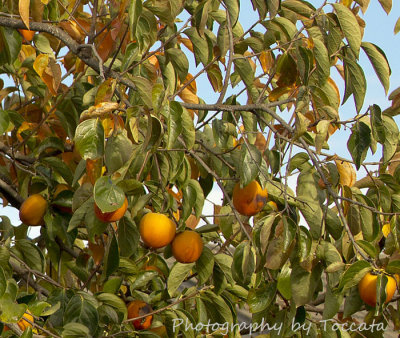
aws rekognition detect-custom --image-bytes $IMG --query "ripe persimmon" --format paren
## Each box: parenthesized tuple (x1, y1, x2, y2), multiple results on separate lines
(94, 196, 128, 222)
(127, 300, 153, 330)
(139, 212, 176, 249)
(171, 230, 203, 263)
(18, 29, 35, 43)
(358, 271, 397, 307)
(232, 180, 268, 216)
(19, 194, 47, 226)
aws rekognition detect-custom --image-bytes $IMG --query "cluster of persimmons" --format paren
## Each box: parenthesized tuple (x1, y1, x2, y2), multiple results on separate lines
(17, 173, 398, 332)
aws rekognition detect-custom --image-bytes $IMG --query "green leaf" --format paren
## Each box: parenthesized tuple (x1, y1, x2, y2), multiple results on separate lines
(356, 240, 378, 258)
(281, 0, 315, 18)
(0, 27, 22, 64)
(323, 284, 343, 320)
(232, 241, 255, 286)
(128, 0, 142, 40)
(296, 170, 324, 239)
(166, 101, 182, 150)
(291, 262, 323, 306)
(347, 121, 371, 170)
(315, 120, 331, 154)
(200, 290, 233, 323)
(343, 55, 366, 113)
(142, 114, 164, 152)
(62, 322, 90, 337)
(338, 260, 372, 291)
(277, 263, 292, 299)
(382, 115, 399, 164)
(332, 3, 362, 58)
(195, 246, 214, 285)
(104, 233, 120, 278)
(41, 157, 74, 186)
(217, 22, 229, 57)
(233, 56, 255, 89)
(0, 267, 6, 298)
(361, 42, 390, 94)
(122, 42, 139, 72)
(33, 34, 53, 56)
(267, 0, 280, 18)
(131, 76, 153, 108)
(0, 296, 26, 324)
(248, 282, 277, 313)
(313, 38, 330, 84)
(287, 152, 310, 173)
(0, 111, 9, 135)
(102, 277, 122, 294)
(370, 104, 385, 144)
(105, 132, 134, 173)
(168, 262, 194, 297)
(74, 119, 104, 160)
(386, 260, 400, 274)
(182, 179, 204, 221)
(63, 295, 99, 334)
(96, 293, 127, 320)
(356, 194, 379, 242)
(214, 254, 234, 284)
(251, 0, 267, 19)
(180, 105, 195, 150)
(223, 0, 240, 26)
(166, 48, 189, 83)
(239, 144, 262, 187)
(117, 217, 139, 257)
(13, 239, 45, 273)
(68, 198, 92, 232)
(35, 136, 65, 156)
(297, 226, 312, 263)
(184, 27, 211, 66)
(93, 176, 125, 213)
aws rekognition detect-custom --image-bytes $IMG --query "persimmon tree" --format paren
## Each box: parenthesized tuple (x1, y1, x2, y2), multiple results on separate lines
(1, 0, 400, 337)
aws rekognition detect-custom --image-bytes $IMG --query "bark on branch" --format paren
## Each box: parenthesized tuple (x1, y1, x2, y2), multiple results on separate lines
(0, 17, 136, 90)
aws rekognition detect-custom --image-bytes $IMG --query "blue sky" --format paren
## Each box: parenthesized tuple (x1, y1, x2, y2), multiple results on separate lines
(1, 1, 400, 229)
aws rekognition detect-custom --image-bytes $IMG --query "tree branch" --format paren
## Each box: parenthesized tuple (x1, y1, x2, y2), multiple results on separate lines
(0, 17, 136, 90)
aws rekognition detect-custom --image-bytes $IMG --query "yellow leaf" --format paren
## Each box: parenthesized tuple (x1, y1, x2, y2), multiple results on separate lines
(17, 121, 37, 142)
(19, 0, 30, 29)
(259, 51, 273, 73)
(178, 87, 199, 104)
(335, 160, 356, 187)
(33, 54, 61, 96)
(327, 78, 341, 105)
(382, 223, 391, 238)
(41, 0, 49, 4)
(33, 54, 49, 77)
(341, 0, 352, 7)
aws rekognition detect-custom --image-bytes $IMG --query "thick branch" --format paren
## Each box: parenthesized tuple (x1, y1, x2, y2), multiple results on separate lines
(0, 178, 24, 208)
(0, 17, 136, 90)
